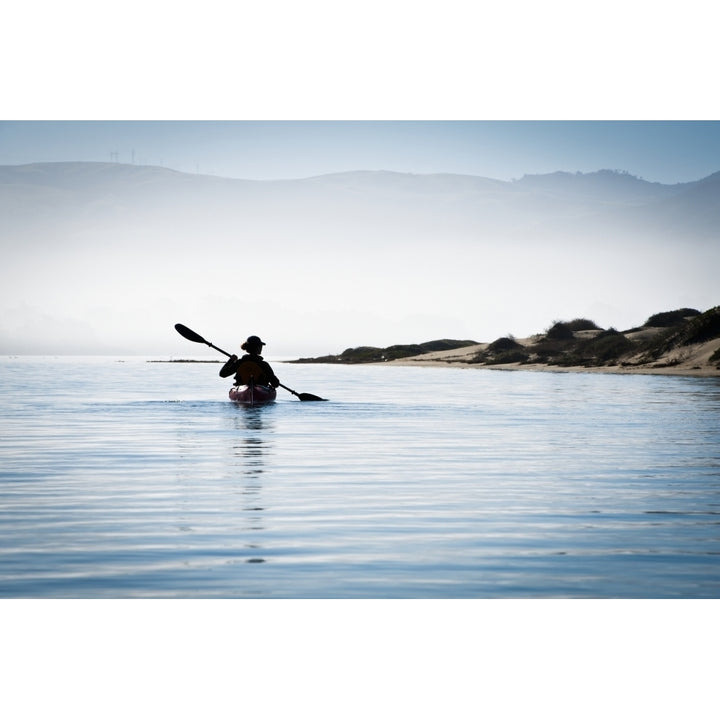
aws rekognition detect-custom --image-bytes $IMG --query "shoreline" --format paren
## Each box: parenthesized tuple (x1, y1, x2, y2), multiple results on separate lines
(383, 358, 720, 378)
(380, 338, 720, 378)
(289, 309, 720, 377)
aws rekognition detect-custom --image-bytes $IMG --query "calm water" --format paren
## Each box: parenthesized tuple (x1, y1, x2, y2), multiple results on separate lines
(1, 356, 719, 598)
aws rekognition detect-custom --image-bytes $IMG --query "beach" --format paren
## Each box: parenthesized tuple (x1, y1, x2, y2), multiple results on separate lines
(385, 330, 720, 378)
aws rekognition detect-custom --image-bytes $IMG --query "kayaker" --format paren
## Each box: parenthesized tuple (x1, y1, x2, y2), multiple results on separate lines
(219, 335, 280, 388)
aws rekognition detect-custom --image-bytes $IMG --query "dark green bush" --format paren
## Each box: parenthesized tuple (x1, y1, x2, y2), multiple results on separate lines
(644, 308, 700, 327)
(636, 307, 720, 362)
(566, 318, 600, 331)
(471, 336, 529, 365)
(678, 306, 720, 345)
(546, 321, 574, 340)
(487, 336, 521, 352)
(582, 329, 634, 363)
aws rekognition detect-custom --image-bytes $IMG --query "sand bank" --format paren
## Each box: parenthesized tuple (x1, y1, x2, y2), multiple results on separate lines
(385, 337, 720, 378)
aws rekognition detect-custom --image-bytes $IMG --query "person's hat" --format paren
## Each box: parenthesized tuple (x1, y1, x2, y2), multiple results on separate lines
(246, 335, 265, 346)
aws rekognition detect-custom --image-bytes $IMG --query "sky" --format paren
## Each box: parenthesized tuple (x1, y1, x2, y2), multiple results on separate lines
(2, 3, 720, 357)
(1, 119, 719, 358)
(2, 120, 720, 185)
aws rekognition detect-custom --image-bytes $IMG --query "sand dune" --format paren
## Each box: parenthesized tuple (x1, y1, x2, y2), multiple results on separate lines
(387, 329, 720, 377)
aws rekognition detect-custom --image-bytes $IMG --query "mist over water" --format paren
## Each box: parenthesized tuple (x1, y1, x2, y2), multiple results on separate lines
(2, 357, 719, 598)
(1, 163, 719, 356)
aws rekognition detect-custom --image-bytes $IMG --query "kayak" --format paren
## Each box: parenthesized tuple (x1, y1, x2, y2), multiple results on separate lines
(228, 384, 277, 406)
(229, 384, 277, 405)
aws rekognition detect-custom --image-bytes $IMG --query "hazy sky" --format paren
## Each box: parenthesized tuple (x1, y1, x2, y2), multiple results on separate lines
(2, 3, 719, 357)
(2, 120, 720, 184)
(1, 119, 719, 357)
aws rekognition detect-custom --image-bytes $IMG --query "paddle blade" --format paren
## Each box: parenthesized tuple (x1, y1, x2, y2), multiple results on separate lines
(297, 393, 327, 401)
(278, 383, 326, 401)
(175, 323, 207, 344)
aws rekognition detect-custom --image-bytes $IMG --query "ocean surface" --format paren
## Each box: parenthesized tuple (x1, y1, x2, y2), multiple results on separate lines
(1, 356, 719, 598)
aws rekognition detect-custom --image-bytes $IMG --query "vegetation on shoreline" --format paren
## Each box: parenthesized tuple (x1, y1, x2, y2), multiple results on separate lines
(289, 306, 720, 372)
(467, 306, 719, 370)
(289, 339, 478, 364)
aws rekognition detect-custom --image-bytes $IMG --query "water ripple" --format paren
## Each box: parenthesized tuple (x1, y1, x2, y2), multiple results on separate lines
(1, 357, 719, 597)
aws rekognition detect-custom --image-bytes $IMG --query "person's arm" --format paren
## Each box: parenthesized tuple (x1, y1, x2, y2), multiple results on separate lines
(219, 355, 239, 377)
(263, 360, 280, 387)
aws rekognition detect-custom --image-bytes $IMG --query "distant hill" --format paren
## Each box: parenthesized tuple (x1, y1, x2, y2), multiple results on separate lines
(2, 162, 719, 242)
(2, 162, 719, 356)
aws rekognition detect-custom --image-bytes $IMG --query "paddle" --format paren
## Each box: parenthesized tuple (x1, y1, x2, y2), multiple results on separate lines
(174, 323, 327, 401)
(277, 383, 327, 402)
(175, 323, 233, 358)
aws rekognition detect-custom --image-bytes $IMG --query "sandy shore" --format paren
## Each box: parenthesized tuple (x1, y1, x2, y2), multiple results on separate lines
(384, 336, 720, 378)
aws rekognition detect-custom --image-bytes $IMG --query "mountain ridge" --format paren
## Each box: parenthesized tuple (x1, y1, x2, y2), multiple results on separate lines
(3, 161, 718, 242)
(2, 161, 718, 356)
(3, 160, 716, 189)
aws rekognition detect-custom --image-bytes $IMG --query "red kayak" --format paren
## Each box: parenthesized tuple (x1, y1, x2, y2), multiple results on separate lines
(228, 384, 277, 406)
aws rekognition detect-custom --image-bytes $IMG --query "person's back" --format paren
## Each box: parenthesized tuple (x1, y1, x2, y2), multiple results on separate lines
(233, 356, 274, 386)
(219, 335, 279, 388)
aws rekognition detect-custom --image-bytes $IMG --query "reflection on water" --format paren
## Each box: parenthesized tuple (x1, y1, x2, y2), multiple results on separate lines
(1, 357, 719, 598)
(231, 406, 274, 562)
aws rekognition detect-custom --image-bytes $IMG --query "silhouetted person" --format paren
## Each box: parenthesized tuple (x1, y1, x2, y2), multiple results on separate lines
(219, 335, 280, 388)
